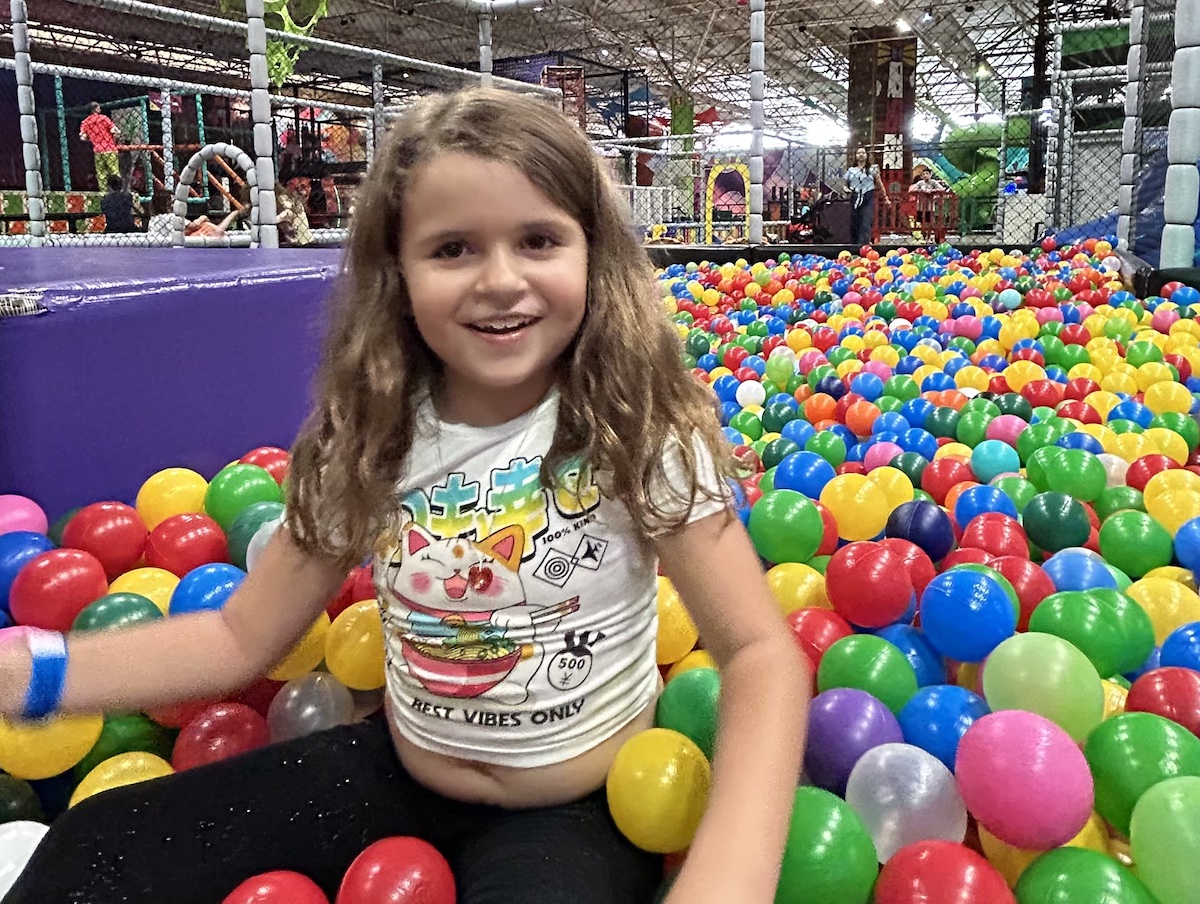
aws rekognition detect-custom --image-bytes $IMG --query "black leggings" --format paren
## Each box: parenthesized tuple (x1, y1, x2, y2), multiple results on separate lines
(3, 716, 663, 904)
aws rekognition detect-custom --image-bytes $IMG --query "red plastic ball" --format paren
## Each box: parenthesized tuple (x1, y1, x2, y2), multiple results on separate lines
(231, 675, 286, 718)
(814, 502, 838, 556)
(1011, 348, 1045, 367)
(328, 565, 377, 621)
(959, 514, 1028, 560)
(336, 837, 456, 904)
(1125, 667, 1200, 738)
(878, 537, 937, 595)
(1063, 378, 1101, 401)
(222, 871, 329, 904)
(174, 702, 271, 772)
(987, 375, 1011, 395)
(1059, 324, 1091, 347)
(921, 458, 975, 505)
(836, 461, 867, 476)
(144, 513, 230, 578)
(785, 606, 854, 668)
(1055, 400, 1101, 424)
(825, 542, 916, 627)
(989, 556, 1055, 632)
(874, 840, 1015, 904)
(938, 547, 993, 571)
(148, 697, 218, 730)
(1020, 379, 1064, 408)
(60, 501, 148, 581)
(9, 548, 109, 631)
(239, 447, 291, 487)
(1125, 454, 1181, 492)
(1161, 280, 1185, 299)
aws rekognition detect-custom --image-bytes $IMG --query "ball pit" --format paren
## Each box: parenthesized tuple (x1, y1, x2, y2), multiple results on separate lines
(6, 239, 1200, 900)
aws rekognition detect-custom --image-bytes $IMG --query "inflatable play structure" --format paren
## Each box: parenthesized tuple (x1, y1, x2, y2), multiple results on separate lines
(918, 119, 1032, 234)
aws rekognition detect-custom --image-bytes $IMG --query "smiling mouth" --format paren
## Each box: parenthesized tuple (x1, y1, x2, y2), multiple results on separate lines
(467, 316, 540, 335)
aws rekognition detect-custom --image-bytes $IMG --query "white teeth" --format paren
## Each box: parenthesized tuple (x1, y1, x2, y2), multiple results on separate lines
(470, 316, 536, 334)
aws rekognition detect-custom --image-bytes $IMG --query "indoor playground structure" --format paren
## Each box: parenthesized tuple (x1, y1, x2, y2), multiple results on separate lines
(7, 0, 1200, 903)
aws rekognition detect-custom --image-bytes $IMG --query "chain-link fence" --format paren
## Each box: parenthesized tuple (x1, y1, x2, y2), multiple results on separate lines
(1, 0, 1169, 250)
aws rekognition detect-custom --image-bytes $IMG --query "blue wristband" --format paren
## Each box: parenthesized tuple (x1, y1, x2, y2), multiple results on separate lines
(21, 630, 68, 721)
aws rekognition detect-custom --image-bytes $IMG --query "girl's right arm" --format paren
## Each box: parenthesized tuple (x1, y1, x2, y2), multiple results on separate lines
(0, 529, 347, 717)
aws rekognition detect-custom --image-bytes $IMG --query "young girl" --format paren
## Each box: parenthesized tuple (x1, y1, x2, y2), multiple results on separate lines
(845, 146, 891, 246)
(0, 88, 809, 904)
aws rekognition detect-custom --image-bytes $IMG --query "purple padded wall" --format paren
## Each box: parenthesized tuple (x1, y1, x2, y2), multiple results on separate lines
(0, 249, 342, 521)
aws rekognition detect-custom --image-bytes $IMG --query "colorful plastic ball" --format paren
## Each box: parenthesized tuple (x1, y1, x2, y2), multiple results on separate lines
(825, 542, 916, 627)
(108, 566, 179, 615)
(747, 490, 823, 564)
(874, 624, 947, 687)
(655, 667, 720, 760)
(897, 684, 990, 773)
(820, 473, 891, 541)
(203, 464, 283, 533)
(1129, 776, 1200, 904)
(773, 451, 837, 498)
(60, 502, 148, 581)
(921, 457, 975, 505)
(1042, 548, 1118, 592)
(1125, 667, 1200, 738)
(72, 591, 163, 633)
(0, 713, 103, 780)
(173, 703, 270, 772)
(786, 607, 854, 669)
(1022, 492, 1090, 552)
(775, 786, 878, 904)
(168, 563, 246, 616)
(1160, 620, 1200, 671)
(69, 751, 174, 808)
(982, 632, 1104, 742)
(953, 485, 1019, 528)
(226, 502, 286, 571)
(1126, 577, 1200, 644)
(1097, 510, 1173, 578)
(805, 687, 903, 795)
(325, 601, 387, 691)
(221, 871, 329, 904)
(956, 710, 1093, 850)
(144, 513, 230, 578)
(875, 841, 1015, 904)
(268, 613, 331, 682)
(135, 467, 208, 531)
(606, 728, 710, 853)
(885, 500, 956, 561)
(959, 514, 1027, 560)
(919, 570, 1017, 663)
(1014, 847, 1159, 904)
(970, 439, 1021, 483)
(0, 531, 55, 613)
(8, 548, 109, 631)
(817, 635, 919, 715)
(336, 837, 455, 904)
(1084, 711, 1200, 836)
(0, 496, 48, 536)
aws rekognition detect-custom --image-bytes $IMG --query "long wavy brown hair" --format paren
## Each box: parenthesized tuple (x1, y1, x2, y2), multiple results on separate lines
(286, 87, 734, 569)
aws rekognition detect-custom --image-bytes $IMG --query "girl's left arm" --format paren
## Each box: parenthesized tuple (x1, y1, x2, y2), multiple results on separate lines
(653, 510, 810, 904)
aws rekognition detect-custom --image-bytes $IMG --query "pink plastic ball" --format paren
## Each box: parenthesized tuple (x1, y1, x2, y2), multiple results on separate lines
(985, 415, 1028, 447)
(1152, 309, 1181, 333)
(956, 316, 983, 340)
(960, 286, 982, 300)
(955, 711, 1093, 850)
(1035, 308, 1064, 325)
(843, 291, 863, 306)
(0, 495, 48, 537)
(864, 442, 905, 471)
(862, 361, 894, 380)
(798, 351, 827, 376)
(938, 320, 957, 336)
(1076, 303, 1096, 321)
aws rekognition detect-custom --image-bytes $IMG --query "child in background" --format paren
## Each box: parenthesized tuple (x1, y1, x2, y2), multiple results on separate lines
(79, 101, 121, 190)
(0, 88, 809, 904)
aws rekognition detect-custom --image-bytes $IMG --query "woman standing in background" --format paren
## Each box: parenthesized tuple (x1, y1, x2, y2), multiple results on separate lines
(845, 146, 890, 246)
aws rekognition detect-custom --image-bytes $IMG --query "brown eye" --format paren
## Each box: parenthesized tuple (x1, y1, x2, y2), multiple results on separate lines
(468, 564, 493, 592)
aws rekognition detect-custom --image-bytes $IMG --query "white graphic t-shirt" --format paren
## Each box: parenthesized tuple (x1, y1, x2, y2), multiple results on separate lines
(374, 388, 727, 767)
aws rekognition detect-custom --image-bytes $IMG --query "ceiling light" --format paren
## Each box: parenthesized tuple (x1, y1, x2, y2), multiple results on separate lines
(922, 8, 933, 21)
(601, 48, 610, 56)
(896, 17, 911, 31)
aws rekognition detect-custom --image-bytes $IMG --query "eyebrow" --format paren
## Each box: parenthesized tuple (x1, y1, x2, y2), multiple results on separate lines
(413, 218, 574, 247)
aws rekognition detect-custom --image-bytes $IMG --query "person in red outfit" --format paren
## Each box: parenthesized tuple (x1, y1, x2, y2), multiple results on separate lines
(79, 101, 120, 189)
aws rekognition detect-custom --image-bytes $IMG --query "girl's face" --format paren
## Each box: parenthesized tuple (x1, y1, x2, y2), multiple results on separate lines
(398, 152, 588, 425)
(855, 148, 867, 165)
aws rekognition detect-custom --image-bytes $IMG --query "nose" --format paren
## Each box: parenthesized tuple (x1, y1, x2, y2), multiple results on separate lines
(474, 245, 527, 300)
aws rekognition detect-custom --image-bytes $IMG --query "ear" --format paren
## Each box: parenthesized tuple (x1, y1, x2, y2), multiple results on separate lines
(403, 522, 435, 557)
(476, 524, 525, 571)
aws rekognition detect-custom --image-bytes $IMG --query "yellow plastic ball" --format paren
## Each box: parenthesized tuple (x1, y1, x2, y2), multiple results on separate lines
(820, 473, 889, 541)
(606, 728, 711, 853)
(69, 752, 174, 808)
(108, 567, 179, 615)
(978, 812, 1110, 889)
(1126, 577, 1200, 644)
(657, 576, 698, 665)
(1102, 679, 1129, 719)
(1144, 381, 1194, 415)
(1143, 427, 1189, 465)
(1004, 360, 1046, 393)
(1145, 489, 1200, 536)
(935, 443, 974, 461)
(955, 365, 990, 392)
(666, 649, 718, 683)
(867, 466, 915, 510)
(325, 600, 387, 691)
(268, 613, 332, 681)
(1143, 565, 1198, 591)
(135, 468, 208, 531)
(0, 714, 104, 780)
(766, 563, 830, 615)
